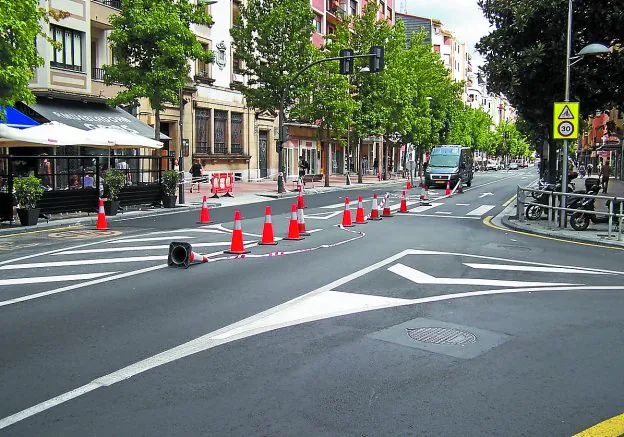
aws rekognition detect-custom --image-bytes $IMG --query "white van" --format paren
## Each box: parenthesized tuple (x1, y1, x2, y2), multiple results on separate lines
(486, 160, 499, 171)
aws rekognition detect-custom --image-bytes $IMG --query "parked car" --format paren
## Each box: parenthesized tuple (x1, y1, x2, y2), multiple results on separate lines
(486, 160, 499, 171)
(509, 162, 519, 170)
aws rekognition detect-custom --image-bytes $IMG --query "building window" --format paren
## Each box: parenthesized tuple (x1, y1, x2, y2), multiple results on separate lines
(387, 6, 392, 19)
(195, 109, 211, 154)
(231, 112, 244, 154)
(350, 0, 357, 16)
(50, 25, 84, 72)
(327, 24, 335, 34)
(232, 0, 241, 26)
(232, 52, 244, 75)
(196, 43, 212, 79)
(214, 110, 228, 154)
(314, 14, 322, 33)
(433, 44, 440, 53)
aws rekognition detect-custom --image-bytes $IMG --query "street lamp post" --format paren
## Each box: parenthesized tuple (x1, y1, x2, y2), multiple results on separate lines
(387, 131, 401, 179)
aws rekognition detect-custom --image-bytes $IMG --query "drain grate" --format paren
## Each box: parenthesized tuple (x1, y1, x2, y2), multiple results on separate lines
(406, 327, 477, 346)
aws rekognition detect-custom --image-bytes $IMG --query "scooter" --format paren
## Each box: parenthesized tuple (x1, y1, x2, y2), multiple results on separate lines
(526, 173, 581, 220)
(569, 196, 623, 231)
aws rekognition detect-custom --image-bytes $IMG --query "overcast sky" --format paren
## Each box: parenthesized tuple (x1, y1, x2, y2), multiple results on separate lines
(403, 0, 492, 70)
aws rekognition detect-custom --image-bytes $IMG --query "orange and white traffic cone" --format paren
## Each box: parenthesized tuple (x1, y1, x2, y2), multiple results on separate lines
(382, 195, 393, 218)
(284, 203, 304, 240)
(341, 197, 354, 227)
(224, 210, 250, 254)
(297, 196, 310, 236)
(420, 185, 431, 206)
(399, 190, 409, 213)
(96, 198, 108, 230)
(369, 193, 382, 221)
(198, 195, 211, 224)
(189, 250, 208, 264)
(259, 205, 278, 245)
(445, 180, 451, 196)
(406, 181, 412, 190)
(457, 180, 464, 194)
(355, 195, 367, 224)
(298, 185, 305, 209)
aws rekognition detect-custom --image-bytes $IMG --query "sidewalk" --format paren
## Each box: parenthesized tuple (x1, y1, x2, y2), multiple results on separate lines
(500, 176, 624, 247)
(0, 173, 408, 232)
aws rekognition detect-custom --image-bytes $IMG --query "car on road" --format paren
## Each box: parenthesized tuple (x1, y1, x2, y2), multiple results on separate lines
(425, 145, 474, 188)
(509, 162, 519, 170)
(486, 160, 499, 171)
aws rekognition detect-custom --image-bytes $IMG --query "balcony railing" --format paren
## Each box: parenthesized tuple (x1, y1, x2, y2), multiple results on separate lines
(93, 0, 121, 9)
(194, 69, 214, 85)
(92, 67, 105, 81)
(231, 143, 243, 154)
(213, 143, 227, 154)
(195, 142, 211, 155)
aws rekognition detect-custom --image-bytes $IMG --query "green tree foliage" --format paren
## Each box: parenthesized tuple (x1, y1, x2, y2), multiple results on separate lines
(230, 0, 317, 116)
(104, 0, 213, 140)
(477, 0, 624, 141)
(0, 0, 67, 119)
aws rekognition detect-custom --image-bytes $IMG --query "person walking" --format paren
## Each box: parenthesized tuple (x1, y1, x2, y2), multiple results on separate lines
(298, 155, 309, 187)
(587, 163, 593, 178)
(578, 163, 586, 178)
(600, 160, 611, 193)
(190, 158, 203, 193)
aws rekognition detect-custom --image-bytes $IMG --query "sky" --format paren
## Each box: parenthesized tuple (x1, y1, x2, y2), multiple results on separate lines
(403, 0, 492, 70)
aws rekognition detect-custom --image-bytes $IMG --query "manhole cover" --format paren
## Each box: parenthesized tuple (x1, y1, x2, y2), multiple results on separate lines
(48, 229, 121, 239)
(406, 327, 477, 346)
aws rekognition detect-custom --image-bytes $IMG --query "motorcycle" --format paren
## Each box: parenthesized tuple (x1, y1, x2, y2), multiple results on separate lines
(569, 196, 623, 231)
(526, 173, 582, 220)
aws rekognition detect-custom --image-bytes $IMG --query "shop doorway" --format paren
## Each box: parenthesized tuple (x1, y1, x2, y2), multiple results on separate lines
(259, 130, 268, 178)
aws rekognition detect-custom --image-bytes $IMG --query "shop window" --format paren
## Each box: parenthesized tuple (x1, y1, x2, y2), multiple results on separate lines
(214, 110, 227, 154)
(230, 112, 243, 154)
(195, 109, 211, 154)
(51, 25, 84, 72)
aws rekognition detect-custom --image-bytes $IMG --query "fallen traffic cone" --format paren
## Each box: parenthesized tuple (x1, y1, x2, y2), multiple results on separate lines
(96, 198, 108, 230)
(420, 185, 431, 206)
(369, 193, 382, 220)
(399, 190, 409, 213)
(224, 210, 250, 254)
(297, 196, 310, 236)
(198, 195, 211, 224)
(355, 195, 367, 224)
(382, 194, 393, 217)
(342, 197, 354, 227)
(168, 242, 208, 268)
(445, 180, 451, 196)
(298, 185, 305, 209)
(284, 204, 304, 240)
(258, 205, 278, 245)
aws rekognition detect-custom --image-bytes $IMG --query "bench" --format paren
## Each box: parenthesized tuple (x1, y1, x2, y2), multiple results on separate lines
(292, 174, 324, 189)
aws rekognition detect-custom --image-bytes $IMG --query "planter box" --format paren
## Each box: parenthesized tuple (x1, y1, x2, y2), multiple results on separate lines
(17, 208, 41, 226)
(162, 195, 177, 208)
(104, 200, 120, 216)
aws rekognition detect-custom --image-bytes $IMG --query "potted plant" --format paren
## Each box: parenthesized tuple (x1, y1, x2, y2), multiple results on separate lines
(161, 169, 180, 208)
(14, 175, 45, 226)
(103, 169, 125, 216)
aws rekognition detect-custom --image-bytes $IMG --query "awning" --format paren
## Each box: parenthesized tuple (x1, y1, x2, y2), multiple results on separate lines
(23, 98, 169, 140)
(0, 107, 39, 129)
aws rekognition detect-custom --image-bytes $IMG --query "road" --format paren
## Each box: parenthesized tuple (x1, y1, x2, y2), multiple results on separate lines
(1, 167, 623, 436)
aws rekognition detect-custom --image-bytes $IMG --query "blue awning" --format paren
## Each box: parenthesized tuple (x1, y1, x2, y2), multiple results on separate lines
(0, 107, 39, 129)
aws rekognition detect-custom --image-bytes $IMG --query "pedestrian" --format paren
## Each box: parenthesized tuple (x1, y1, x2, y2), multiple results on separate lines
(41, 154, 52, 187)
(298, 155, 309, 186)
(587, 163, 593, 177)
(190, 158, 203, 193)
(600, 160, 611, 193)
(578, 163, 586, 178)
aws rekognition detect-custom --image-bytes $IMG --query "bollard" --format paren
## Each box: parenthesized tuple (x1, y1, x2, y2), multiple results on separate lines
(608, 199, 613, 239)
(517, 185, 524, 222)
(618, 201, 623, 242)
(547, 193, 553, 229)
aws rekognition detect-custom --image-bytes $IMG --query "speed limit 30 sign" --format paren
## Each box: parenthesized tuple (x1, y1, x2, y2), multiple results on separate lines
(553, 102, 579, 139)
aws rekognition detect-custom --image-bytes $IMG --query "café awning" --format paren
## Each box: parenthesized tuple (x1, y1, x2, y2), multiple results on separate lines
(0, 107, 39, 129)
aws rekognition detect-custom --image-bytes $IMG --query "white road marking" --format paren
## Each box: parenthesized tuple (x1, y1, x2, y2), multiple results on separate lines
(455, 203, 470, 206)
(51, 241, 252, 256)
(389, 201, 418, 212)
(0, 256, 168, 270)
(307, 229, 323, 234)
(466, 205, 496, 216)
(464, 263, 612, 275)
(388, 263, 578, 287)
(109, 236, 196, 243)
(409, 202, 443, 213)
(479, 192, 494, 198)
(434, 211, 452, 215)
(321, 199, 370, 209)
(0, 272, 116, 286)
(400, 213, 481, 220)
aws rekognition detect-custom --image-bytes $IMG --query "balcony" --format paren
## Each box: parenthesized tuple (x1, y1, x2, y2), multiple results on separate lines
(93, 0, 121, 9)
(92, 67, 106, 81)
(194, 69, 215, 85)
(326, 0, 346, 21)
(231, 143, 244, 154)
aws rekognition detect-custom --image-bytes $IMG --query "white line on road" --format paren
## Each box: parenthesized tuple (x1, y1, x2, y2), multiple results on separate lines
(409, 202, 443, 213)
(0, 272, 116, 286)
(321, 199, 371, 209)
(0, 256, 168, 270)
(466, 205, 496, 216)
(434, 211, 453, 215)
(51, 241, 252, 256)
(464, 263, 612, 275)
(400, 213, 481, 220)
(455, 203, 470, 206)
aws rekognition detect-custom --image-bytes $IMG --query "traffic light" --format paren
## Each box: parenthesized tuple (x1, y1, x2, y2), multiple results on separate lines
(369, 46, 384, 73)
(339, 49, 354, 75)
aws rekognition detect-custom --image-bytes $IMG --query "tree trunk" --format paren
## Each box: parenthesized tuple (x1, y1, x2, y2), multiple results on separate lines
(154, 110, 161, 142)
(357, 139, 363, 184)
(383, 141, 389, 180)
(324, 125, 330, 187)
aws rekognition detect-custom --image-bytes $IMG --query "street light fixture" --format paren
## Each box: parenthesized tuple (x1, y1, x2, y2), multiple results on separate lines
(560, 0, 610, 227)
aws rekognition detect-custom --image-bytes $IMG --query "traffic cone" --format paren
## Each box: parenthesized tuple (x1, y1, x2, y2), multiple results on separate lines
(399, 190, 409, 213)
(297, 196, 310, 236)
(406, 181, 412, 190)
(457, 180, 464, 194)
(445, 180, 451, 196)
(198, 195, 211, 224)
(224, 210, 250, 254)
(341, 197, 354, 227)
(96, 199, 108, 230)
(168, 242, 208, 268)
(258, 205, 278, 245)
(382, 195, 393, 218)
(420, 185, 431, 206)
(284, 204, 304, 240)
(298, 185, 305, 209)
(355, 195, 367, 224)
(369, 193, 382, 220)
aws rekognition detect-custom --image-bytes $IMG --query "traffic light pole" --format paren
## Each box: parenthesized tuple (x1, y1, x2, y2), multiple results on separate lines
(277, 52, 380, 193)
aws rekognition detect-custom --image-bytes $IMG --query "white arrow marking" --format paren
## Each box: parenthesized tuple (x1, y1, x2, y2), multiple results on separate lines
(464, 263, 612, 275)
(388, 263, 578, 287)
(479, 192, 494, 198)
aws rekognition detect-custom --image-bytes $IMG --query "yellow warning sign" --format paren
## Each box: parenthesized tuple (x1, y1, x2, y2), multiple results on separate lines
(553, 102, 579, 139)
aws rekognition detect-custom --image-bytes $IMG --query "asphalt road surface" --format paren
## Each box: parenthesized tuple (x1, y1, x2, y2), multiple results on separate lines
(1, 167, 623, 436)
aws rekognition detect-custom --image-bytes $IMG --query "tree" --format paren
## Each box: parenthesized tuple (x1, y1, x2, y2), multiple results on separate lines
(477, 0, 624, 180)
(104, 0, 213, 141)
(230, 0, 318, 116)
(0, 1, 67, 119)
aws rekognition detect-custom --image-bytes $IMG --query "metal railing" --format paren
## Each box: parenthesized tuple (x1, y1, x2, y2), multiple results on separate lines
(92, 67, 105, 81)
(516, 185, 624, 240)
(93, 0, 121, 9)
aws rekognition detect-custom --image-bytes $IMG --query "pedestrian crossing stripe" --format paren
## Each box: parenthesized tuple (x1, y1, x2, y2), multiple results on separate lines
(558, 105, 575, 119)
